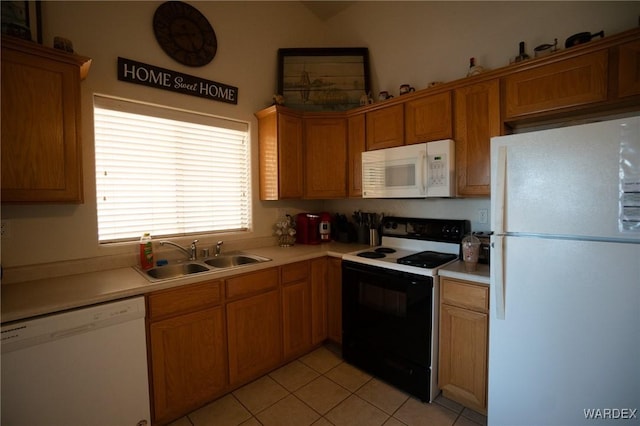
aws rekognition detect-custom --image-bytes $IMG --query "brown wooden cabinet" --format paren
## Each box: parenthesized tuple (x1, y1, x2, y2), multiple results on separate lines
(304, 116, 348, 198)
(617, 39, 640, 98)
(327, 257, 342, 344)
(310, 257, 329, 345)
(1, 36, 91, 203)
(347, 113, 366, 198)
(281, 261, 312, 359)
(148, 281, 226, 425)
(226, 268, 281, 386)
(256, 106, 303, 200)
(454, 79, 501, 197)
(404, 91, 453, 144)
(366, 103, 404, 150)
(438, 278, 489, 414)
(503, 50, 608, 120)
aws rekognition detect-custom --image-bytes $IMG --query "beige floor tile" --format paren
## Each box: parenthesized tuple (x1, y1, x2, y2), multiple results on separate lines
(270, 359, 321, 392)
(356, 378, 409, 415)
(167, 416, 193, 426)
(312, 417, 335, 426)
(453, 415, 483, 426)
(188, 394, 252, 426)
(299, 346, 343, 373)
(239, 418, 261, 426)
(325, 362, 372, 392)
(256, 394, 320, 426)
(394, 397, 458, 426)
(295, 375, 351, 414)
(232, 375, 289, 414)
(325, 394, 390, 426)
(460, 408, 487, 426)
(384, 417, 408, 426)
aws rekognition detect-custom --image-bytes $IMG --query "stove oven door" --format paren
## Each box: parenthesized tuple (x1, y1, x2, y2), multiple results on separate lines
(341, 260, 434, 401)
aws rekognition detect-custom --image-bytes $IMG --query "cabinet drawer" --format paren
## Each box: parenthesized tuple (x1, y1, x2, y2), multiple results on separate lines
(441, 279, 489, 313)
(226, 267, 279, 299)
(281, 261, 309, 284)
(148, 280, 222, 320)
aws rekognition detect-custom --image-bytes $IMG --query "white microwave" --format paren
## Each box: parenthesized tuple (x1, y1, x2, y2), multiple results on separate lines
(362, 139, 455, 198)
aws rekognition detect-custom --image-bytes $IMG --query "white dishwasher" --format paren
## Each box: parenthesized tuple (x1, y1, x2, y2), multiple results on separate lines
(1, 296, 150, 426)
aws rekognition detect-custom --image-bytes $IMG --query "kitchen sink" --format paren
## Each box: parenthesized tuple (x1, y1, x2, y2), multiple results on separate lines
(144, 262, 209, 280)
(137, 252, 271, 282)
(204, 254, 270, 269)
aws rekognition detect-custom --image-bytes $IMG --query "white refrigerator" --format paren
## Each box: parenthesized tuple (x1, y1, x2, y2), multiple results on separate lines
(488, 116, 640, 425)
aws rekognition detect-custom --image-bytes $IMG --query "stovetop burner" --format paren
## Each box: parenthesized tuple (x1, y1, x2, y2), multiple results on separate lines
(356, 247, 397, 259)
(357, 251, 386, 259)
(375, 247, 396, 254)
(397, 251, 458, 269)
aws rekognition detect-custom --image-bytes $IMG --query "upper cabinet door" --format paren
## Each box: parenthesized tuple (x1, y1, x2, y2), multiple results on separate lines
(347, 113, 365, 198)
(304, 117, 348, 199)
(366, 104, 404, 150)
(1, 37, 91, 203)
(256, 106, 304, 200)
(503, 50, 608, 120)
(454, 79, 501, 197)
(405, 91, 453, 144)
(617, 39, 640, 98)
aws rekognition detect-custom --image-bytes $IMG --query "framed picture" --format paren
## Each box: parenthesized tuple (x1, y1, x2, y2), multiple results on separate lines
(1, 1, 42, 43)
(277, 47, 370, 111)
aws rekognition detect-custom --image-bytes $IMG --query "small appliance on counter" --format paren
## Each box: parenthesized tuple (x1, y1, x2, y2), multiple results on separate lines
(296, 213, 320, 244)
(319, 212, 332, 242)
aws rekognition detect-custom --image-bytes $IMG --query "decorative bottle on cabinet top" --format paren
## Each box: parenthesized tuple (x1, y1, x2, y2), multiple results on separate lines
(467, 57, 484, 77)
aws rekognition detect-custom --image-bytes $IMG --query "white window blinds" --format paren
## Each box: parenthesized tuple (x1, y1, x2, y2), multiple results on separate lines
(94, 95, 250, 243)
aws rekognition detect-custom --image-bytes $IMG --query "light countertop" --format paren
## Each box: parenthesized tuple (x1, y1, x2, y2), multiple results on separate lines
(439, 261, 490, 285)
(1, 242, 366, 324)
(2, 243, 491, 324)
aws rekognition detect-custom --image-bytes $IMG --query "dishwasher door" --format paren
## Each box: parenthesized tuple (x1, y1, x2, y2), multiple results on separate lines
(1, 296, 150, 426)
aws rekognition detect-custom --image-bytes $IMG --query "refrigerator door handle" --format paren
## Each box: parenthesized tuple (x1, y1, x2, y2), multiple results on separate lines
(493, 146, 507, 235)
(491, 235, 506, 320)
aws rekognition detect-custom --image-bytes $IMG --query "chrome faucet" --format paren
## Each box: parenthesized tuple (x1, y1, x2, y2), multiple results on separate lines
(160, 239, 199, 261)
(215, 241, 223, 256)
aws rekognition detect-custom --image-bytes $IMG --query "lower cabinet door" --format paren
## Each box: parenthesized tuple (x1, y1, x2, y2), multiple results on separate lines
(282, 280, 312, 359)
(227, 290, 282, 385)
(438, 303, 488, 412)
(150, 306, 227, 424)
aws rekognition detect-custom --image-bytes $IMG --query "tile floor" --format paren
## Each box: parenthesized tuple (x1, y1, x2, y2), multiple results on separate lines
(168, 345, 487, 426)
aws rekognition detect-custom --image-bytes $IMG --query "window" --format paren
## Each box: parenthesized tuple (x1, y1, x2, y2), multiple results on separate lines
(94, 95, 251, 243)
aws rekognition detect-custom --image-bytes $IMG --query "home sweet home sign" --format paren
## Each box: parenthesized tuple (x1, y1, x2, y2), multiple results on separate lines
(117, 57, 238, 104)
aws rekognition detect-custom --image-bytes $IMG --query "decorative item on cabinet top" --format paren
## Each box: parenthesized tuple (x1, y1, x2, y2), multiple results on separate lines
(277, 47, 370, 112)
(1, 0, 42, 43)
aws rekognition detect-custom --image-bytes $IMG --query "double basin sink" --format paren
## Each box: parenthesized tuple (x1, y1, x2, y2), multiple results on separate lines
(140, 252, 271, 282)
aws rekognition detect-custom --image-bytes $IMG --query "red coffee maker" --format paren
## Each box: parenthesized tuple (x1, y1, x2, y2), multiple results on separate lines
(296, 213, 320, 244)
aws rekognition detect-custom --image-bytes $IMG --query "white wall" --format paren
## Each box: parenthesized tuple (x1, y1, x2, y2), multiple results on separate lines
(2, 1, 638, 269)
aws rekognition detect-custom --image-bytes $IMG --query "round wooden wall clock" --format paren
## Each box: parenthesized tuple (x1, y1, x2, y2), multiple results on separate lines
(153, 1, 217, 67)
